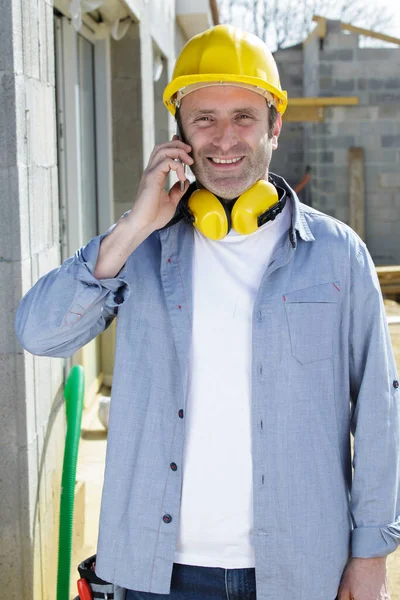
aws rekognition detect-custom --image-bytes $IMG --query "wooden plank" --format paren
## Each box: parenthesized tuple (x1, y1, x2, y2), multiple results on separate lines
(377, 266, 400, 274)
(377, 266, 400, 275)
(289, 96, 359, 106)
(376, 266, 400, 282)
(387, 316, 400, 324)
(341, 22, 400, 46)
(381, 284, 400, 294)
(312, 14, 400, 46)
(348, 147, 365, 240)
(283, 105, 324, 122)
(304, 17, 327, 46)
(283, 97, 359, 121)
(376, 266, 400, 298)
(209, 0, 220, 25)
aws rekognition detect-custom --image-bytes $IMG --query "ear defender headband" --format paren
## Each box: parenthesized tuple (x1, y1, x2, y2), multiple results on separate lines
(178, 179, 286, 241)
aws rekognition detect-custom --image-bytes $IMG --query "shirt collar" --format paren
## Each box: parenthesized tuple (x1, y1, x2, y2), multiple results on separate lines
(269, 172, 315, 244)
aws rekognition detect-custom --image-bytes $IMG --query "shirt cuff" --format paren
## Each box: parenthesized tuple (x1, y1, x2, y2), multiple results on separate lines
(352, 522, 400, 558)
(74, 231, 128, 293)
(62, 231, 131, 325)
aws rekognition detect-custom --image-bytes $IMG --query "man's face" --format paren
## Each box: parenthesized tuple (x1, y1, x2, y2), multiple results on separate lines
(179, 86, 282, 200)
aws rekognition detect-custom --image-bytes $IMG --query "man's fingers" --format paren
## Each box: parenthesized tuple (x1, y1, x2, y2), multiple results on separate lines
(147, 157, 187, 184)
(169, 179, 190, 205)
(156, 140, 192, 155)
(162, 148, 193, 165)
(148, 140, 191, 166)
(146, 150, 192, 182)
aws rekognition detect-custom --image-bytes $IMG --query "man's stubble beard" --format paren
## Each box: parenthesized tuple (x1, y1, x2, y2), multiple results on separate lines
(190, 138, 273, 201)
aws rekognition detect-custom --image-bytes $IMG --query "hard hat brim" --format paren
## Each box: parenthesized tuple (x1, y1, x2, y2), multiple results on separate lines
(163, 74, 288, 116)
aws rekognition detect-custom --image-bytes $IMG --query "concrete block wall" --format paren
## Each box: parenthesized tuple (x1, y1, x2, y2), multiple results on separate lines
(153, 47, 170, 147)
(0, 1, 65, 599)
(111, 0, 175, 219)
(303, 34, 320, 97)
(111, 24, 143, 219)
(304, 19, 400, 264)
(271, 44, 305, 192)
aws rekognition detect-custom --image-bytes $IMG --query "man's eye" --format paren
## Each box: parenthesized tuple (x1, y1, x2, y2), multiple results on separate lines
(238, 114, 251, 119)
(196, 116, 211, 122)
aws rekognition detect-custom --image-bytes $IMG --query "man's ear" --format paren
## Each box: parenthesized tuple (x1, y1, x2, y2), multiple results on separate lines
(271, 113, 282, 151)
(175, 109, 189, 146)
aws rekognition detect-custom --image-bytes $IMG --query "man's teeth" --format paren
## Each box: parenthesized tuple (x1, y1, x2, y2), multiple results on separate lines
(211, 157, 242, 164)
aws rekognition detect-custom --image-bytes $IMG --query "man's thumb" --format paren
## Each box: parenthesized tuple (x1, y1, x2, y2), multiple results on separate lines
(337, 587, 352, 600)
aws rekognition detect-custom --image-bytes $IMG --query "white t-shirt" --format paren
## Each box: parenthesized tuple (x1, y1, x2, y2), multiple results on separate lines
(174, 200, 292, 569)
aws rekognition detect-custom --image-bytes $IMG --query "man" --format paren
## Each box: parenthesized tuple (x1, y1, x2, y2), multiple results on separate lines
(15, 25, 400, 600)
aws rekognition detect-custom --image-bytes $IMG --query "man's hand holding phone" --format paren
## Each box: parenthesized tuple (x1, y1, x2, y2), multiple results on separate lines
(129, 136, 193, 234)
(93, 137, 193, 279)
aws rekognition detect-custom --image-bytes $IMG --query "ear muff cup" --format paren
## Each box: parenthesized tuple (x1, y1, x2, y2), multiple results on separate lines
(231, 180, 278, 235)
(187, 180, 279, 240)
(188, 189, 232, 240)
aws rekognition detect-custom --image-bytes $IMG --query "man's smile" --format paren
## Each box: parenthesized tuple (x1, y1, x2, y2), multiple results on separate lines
(207, 156, 245, 167)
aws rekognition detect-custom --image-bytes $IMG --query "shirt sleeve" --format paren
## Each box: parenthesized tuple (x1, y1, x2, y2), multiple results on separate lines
(349, 241, 400, 558)
(15, 226, 130, 358)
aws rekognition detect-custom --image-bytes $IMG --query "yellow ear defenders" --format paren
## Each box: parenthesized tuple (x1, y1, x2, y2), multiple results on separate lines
(184, 179, 285, 241)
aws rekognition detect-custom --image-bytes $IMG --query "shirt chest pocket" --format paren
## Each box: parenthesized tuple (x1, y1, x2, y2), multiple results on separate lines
(283, 282, 340, 365)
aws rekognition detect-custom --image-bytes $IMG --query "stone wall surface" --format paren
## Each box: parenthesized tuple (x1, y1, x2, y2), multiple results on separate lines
(274, 19, 400, 264)
(0, 0, 65, 598)
(271, 44, 305, 193)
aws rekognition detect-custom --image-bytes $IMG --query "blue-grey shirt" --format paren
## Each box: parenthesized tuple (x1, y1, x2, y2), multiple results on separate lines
(15, 176, 400, 600)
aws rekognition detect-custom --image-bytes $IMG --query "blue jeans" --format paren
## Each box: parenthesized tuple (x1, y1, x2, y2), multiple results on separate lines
(125, 563, 257, 599)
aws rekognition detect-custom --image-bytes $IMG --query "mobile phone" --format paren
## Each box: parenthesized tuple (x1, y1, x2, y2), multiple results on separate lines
(176, 122, 186, 192)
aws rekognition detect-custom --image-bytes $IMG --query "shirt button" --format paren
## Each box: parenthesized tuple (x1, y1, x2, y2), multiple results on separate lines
(114, 295, 123, 305)
(163, 514, 172, 524)
(178, 409, 184, 418)
(394, 380, 399, 389)
(257, 310, 263, 322)
(170, 462, 177, 471)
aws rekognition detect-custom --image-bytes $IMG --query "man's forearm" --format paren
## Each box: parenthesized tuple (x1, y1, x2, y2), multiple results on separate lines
(93, 215, 151, 280)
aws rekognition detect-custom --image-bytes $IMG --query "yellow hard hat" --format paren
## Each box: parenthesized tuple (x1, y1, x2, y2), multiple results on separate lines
(163, 25, 288, 116)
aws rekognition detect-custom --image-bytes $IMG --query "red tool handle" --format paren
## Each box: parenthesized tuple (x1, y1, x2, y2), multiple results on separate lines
(77, 578, 93, 600)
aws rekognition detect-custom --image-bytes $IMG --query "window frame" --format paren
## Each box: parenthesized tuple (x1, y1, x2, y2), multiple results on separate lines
(54, 11, 114, 260)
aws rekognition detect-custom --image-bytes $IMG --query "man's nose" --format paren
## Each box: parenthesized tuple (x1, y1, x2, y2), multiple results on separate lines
(212, 120, 238, 152)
